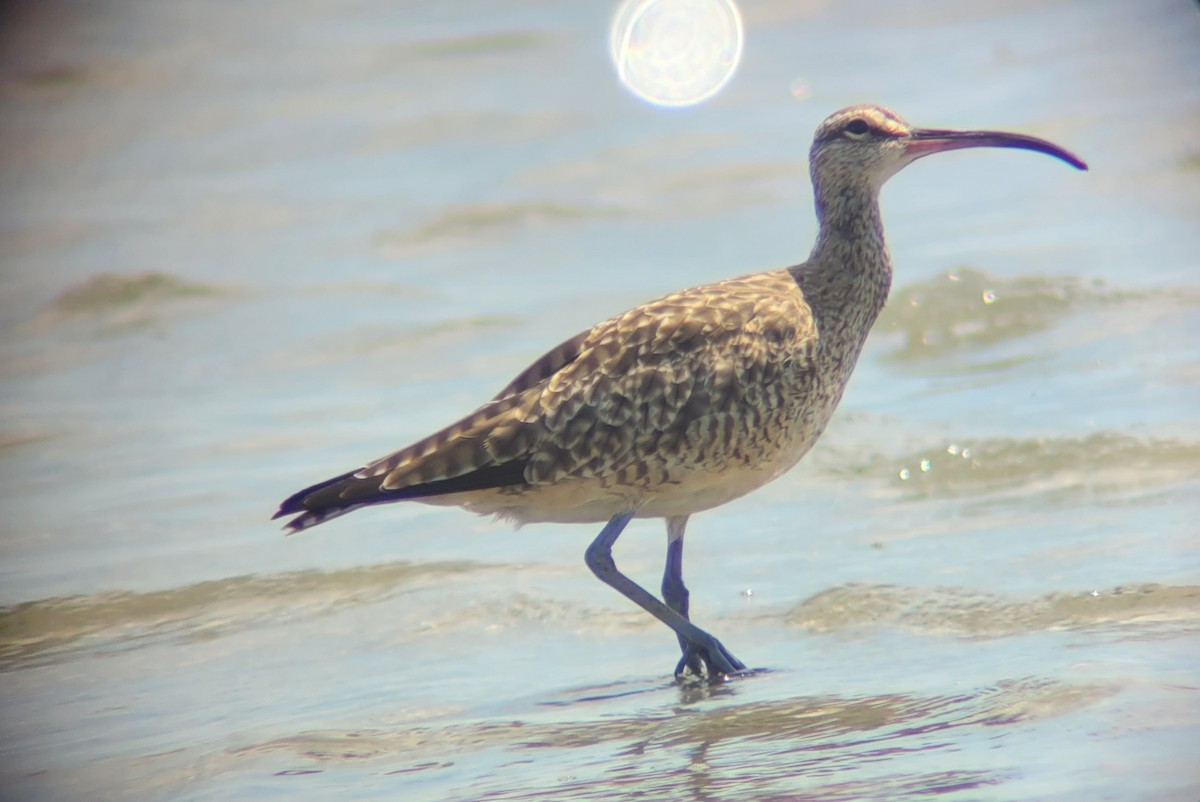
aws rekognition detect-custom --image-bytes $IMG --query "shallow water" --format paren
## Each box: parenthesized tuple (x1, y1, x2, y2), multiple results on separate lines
(1, 1, 1198, 800)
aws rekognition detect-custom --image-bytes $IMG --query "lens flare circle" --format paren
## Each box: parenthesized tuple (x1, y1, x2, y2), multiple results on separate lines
(610, 0, 744, 108)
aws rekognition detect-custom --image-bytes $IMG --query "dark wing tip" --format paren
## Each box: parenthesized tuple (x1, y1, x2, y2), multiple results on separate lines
(278, 506, 359, 535)
(271, 459, 531, 533)
(271, 468, 362, 532)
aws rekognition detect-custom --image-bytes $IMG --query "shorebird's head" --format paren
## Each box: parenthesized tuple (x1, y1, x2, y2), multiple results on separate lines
(809, 104, 1087, 197)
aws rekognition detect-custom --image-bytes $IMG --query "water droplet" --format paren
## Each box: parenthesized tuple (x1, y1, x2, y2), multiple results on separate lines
(946, 444, 959, 456)
(741, 588, 754, 598)
(961, 447, 972, 459)
(898, 468, 910, 480)
(919, 459, 931, 472)
(982, 290, 997, 304)
(947, 272, 960, 282)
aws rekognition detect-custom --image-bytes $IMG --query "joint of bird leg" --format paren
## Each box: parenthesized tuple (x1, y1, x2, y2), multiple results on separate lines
(662, 582, 689, 616)
(671, 585, 690, 604)
(583, 544, 615, 575)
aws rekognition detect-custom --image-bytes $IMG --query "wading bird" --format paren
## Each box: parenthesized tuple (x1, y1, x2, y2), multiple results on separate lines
(274, 105, 1086, 680)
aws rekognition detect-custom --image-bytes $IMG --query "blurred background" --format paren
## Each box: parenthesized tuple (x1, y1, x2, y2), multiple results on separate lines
(1, 1, 1198, 800)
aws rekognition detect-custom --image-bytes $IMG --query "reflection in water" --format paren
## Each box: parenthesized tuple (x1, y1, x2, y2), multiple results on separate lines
(234, 676, 1113, 800)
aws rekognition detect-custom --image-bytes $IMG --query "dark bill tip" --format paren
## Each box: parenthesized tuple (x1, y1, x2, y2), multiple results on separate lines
(906, 127, 1088, 171)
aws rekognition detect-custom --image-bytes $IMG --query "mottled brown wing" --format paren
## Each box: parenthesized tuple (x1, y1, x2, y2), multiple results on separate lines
(512, 270, 817, 487)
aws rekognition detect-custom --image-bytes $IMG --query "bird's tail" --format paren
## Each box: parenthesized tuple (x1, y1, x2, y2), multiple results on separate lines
(273, 459, 530, 534)
(272, 470, 371, 534)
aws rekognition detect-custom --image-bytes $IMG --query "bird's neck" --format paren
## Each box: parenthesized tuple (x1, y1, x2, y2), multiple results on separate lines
(795, 181, 894, 332)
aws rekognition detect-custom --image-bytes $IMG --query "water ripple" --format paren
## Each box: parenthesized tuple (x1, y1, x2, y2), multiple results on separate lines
(787, 582, 1200, 638)
(878, 267, 1200, 365)
(0, 560, 490, 669)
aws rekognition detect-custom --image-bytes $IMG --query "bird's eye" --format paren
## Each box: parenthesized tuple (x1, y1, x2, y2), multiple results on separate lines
(843, 118, 871, 138)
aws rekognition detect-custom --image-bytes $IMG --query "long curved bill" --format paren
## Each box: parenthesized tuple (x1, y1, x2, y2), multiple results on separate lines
(905, 128, 1088, 171)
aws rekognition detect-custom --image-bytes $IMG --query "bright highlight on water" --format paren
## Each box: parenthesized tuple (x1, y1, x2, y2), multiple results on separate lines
(610, 0, 744, 107)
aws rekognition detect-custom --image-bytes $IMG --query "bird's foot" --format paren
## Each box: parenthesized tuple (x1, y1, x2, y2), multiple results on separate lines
(674, 633, 747, 682)
(674, 648, 705, 679)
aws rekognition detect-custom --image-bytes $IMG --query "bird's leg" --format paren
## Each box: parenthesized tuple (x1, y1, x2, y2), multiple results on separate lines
(663, 516, 703, 677)
(585, 512, 745, 680)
